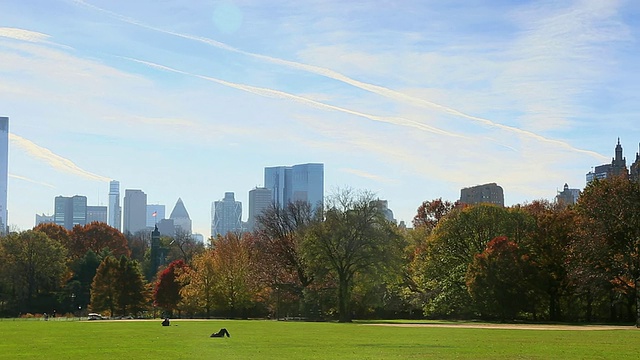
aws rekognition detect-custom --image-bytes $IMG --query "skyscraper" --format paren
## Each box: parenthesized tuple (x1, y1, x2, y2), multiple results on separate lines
(108, 180, 121, 231)
(87, 206, 108, 223)
(123, 189, 147, 234)
(212, 192, 242, 238)
(264, 163, 324, 210)
(54, 195, 87, 230)
(170, 198, 192, 234)
(460, 183, 504, 207)
(247, 187, 272, 232)
(586, 138, 629, 183)
(0, 116, 8, 235)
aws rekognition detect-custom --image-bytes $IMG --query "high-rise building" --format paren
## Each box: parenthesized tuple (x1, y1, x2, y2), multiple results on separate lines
(123, 189, 147, 234)
(54, 195, 87, 230)
(555, 183, 580, 207)
(212, 192, 243, 238)
(264, 163, 324, 210)
(170, 198, 192, 234)
(87, 206, 108, 223)
(630, 143, 640, 183)
(35, 213, 54, 226)
(0, 116, 8, 235)
(460, 183, 504, 207)
(587, 138, 629, 183)
(373, 199, 396, 223)
(108, 180, 121, 231)
(146, 204, 165, 228)
(247, 187, 272, 232)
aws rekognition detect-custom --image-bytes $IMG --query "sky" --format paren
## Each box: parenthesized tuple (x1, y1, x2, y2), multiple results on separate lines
(1, 0, 639, 237)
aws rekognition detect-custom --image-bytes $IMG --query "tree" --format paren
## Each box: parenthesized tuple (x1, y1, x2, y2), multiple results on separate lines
(304, 189, 404, 322)
(32, 223, 70, 248)
(0, 230, 67, 314)
(417, 204, 535, 317)
(413, 198, 458, 231)
(574, 176, 640, 326)
(65, 250, 102, 314)
(178, 250, 217, 317)
(90, 256, 150, 317)
(166, 229, 204, 265)
(154, 260, 188, 317)
(466, 236, 535, 320)
(210, 233, 259, 317)
(70, 222, 130, 260)
(254, 201, 317, 313)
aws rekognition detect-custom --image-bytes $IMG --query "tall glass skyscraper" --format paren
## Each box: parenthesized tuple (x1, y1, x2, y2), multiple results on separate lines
(54, 195, 87, 230)
(0, 117, 8, 235)
(211, 192, 242, 238)
(247, 187, 272, 232)
(108, 180, 121, 231)
(264, 163, 324, 211)
(123, 189, 147, 234)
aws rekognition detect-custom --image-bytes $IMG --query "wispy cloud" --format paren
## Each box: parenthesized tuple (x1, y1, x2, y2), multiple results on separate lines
(73, 0, 606, 161)
(9, 174, 56, 188)
(9, 133, 111, 182)
(124, 57, 463, 138)
(0, 27, 50, 42)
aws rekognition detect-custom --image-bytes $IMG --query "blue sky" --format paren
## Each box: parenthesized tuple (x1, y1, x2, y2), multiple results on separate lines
(1, 0, 639, 237)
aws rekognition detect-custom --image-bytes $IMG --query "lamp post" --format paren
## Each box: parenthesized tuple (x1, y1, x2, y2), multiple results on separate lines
(71, 293, 76, 318)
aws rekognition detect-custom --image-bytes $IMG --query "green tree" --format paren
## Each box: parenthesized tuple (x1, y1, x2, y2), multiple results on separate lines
(574, 176, 640, 326)
(0, 230, 67, 314)
(90, 256, 119, 317)
(178, 250, 217, 317)
(304, 189, 404, 322)
(90, 256, 149, 317)
(418, 204, 535, 317)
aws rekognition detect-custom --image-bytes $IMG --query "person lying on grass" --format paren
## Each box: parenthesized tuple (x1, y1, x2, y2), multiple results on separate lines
(210, 328, 230, 338)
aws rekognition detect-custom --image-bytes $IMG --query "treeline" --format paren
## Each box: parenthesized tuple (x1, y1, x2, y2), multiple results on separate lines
(1, 179, 639, 325)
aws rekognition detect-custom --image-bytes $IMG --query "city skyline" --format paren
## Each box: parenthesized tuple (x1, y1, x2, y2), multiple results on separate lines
(1, 1, 639, 237)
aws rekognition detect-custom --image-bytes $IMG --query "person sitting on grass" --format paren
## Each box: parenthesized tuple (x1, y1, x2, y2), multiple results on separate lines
(210, 328, 230, 338)
(161, 318, 170, 326)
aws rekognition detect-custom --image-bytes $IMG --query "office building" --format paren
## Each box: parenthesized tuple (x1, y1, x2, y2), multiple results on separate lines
(555, 183, 580, 207)
(147, 204, 165, 228)
(460, 183, 504, 207)
(586, 139, 629, 183)
(54, 195, 87, 230)
(170, 198, 192, 234)
(212, 192, 243, 237)
(0, 117, 7, 235)
(264, 163, 324, 210)
(108, 180, 121, 231)
(629, 143, 640, 183)
(123, 189, 147, 234)
(247, 187, 272, 232)
(373, 199, 396, 223)
(157, 218, 175, 237)
(87, 206, 108, 223)
(35, 213, 54, 226)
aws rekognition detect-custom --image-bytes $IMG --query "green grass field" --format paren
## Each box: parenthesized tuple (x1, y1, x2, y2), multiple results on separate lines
(0, 319, 637, 359)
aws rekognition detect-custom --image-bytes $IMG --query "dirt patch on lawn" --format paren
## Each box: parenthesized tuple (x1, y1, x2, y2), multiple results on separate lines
(364, 323, 635, 331)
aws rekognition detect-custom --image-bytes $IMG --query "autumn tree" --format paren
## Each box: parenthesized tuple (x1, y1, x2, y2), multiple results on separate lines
(466, 236, 536, 320)
(303, 188, 404, 322)
(574, 175, 640, 326)
(210, 233, 259, 317)
(166, 229, 204, 265)
(178, 250, 217, 317)
(418, 204, 535, 317)
(90, 256, 150, 317)
(33, 223, 70, 248)
(0, 230, 67, 314)
(412, 198, 458, 231)
(154, 260, 188, 317)
(70, 222, 130, 260)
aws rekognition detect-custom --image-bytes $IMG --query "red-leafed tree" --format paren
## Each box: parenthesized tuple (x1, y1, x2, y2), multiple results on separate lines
(33, 223, 70, 248)
(466, 236, 536, 321)
(412, 198, 458, 231)
(69, 222, 130, 260)
(154, 260, 188, 317)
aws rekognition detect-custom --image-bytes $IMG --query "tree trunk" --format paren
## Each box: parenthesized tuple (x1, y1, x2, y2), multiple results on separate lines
(338, 278, 351, 323)
(636, 278, 640, 328)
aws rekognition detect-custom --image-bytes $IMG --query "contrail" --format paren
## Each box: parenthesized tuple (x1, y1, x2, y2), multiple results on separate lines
(9, 174, 56, 188)
(72, 0, 606, 160)
(125, 57, 463, 138)
(9, 133, 111, 182)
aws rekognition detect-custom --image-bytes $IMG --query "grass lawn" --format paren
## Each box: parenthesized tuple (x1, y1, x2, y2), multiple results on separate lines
(0, 318, 638, 359)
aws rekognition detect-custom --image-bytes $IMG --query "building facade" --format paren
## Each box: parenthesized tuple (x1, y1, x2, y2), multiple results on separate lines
(264, 163, 324, 210)
(54, 195, 88, 230)
(0, 117, 8, 235)
(108, 180, 121, 231)
(87, 206, 108, 223)
(555, 183, 580, 207)
(211, 192, 243, 238)
(247, 187, 272, 232)
(170, 198, 192, 234)
(586, 139, 630, 183)
(123, 189, 147, 234)
(460, 183, 504, 207)
(35, 213, 54, 226)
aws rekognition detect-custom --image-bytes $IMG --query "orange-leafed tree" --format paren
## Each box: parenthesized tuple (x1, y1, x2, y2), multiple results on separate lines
(33, 223, 70, 248)
(69, 222, 130, 260)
